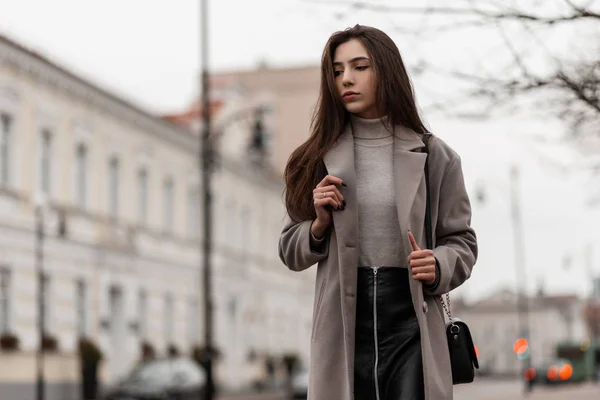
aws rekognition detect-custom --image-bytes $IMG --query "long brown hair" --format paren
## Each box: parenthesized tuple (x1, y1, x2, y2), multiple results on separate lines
(283, 25, 429, 222)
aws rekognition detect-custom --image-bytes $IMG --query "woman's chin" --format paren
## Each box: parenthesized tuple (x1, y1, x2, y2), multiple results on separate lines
(344, 103, 367, 115)
(344, 104, 380, 119)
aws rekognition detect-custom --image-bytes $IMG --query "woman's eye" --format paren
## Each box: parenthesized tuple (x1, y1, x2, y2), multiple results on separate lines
(334, 70, 343, 77)
(356, 66, 369, 71)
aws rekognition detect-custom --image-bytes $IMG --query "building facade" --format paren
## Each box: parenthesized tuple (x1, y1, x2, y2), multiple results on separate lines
(455, 289, 587, 377)
(211, 65, 321, 176)
(0, 34, 314, 397)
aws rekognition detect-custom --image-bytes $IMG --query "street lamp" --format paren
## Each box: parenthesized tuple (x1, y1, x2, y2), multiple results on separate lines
(33, 192, 48, 400)
(508, 166, 533, 393)
(200, 1, 215, 399)
(475, 165, 532, 392)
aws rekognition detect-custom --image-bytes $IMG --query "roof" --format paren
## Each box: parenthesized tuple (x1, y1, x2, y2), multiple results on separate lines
(210, 63, 321, 93)
(455, 289, 580, 314)
(0, 33, 191, 138)
(160, 100, 224, 131)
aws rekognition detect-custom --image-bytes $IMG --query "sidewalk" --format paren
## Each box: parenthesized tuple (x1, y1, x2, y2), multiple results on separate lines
(489, 383, 600, 400)
(217, 390, 287, 400)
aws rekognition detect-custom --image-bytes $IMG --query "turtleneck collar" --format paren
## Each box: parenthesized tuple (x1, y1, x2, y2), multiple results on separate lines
(350, 114, 393, 139)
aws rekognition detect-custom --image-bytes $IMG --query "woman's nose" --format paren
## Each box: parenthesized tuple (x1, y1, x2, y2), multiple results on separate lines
(342, 69, 354, 86)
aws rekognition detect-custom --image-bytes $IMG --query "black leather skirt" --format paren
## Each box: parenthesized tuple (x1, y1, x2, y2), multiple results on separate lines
(354, 267, 424, 400)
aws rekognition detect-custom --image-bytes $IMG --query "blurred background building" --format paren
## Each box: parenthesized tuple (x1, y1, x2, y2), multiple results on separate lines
(455, 288, 586, 376)
(0, 33, 314, 395)
(164, 65, 321, 176)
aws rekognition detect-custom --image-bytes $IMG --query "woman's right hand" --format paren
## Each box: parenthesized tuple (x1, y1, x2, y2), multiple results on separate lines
(311, 175, 345, 239)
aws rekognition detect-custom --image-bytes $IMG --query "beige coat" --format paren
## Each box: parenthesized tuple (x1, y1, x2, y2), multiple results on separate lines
(278, 127, 477, 400)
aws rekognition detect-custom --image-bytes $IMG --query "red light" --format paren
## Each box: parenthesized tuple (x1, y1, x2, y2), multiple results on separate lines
(513, 338, 528, 354)
(559, 364, 573, 380)
(524, 367, 536, 381)
(547, 365, 559, 380)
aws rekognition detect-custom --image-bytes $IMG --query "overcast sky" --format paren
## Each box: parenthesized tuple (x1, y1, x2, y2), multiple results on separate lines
(1, 0, 599, 301)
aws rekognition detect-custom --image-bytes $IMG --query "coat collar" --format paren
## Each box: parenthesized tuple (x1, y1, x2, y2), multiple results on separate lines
(323, 123, 426, 239)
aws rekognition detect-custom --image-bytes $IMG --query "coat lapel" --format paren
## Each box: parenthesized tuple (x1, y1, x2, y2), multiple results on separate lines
(392, 126, 426, 240)
(392, 127, 428, 317)
(323, 126, 358, 390)
(323, 126, 357, 247)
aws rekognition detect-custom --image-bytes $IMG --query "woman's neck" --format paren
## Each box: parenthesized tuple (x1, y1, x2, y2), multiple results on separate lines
(350, 114, 392, 139)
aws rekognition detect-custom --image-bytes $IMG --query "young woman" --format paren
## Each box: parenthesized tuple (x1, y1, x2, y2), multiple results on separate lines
(278, 25, 477, 400)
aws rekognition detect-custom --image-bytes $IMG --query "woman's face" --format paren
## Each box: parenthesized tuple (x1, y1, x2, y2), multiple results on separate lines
(333, 38, 379, 119)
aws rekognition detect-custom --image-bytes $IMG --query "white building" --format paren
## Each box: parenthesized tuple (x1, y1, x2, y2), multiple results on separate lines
(0, 34, 314, 396)
(455, 288, 587, 377)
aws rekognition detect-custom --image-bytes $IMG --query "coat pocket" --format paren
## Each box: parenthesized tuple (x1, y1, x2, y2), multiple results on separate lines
(311, 278, 327, 341)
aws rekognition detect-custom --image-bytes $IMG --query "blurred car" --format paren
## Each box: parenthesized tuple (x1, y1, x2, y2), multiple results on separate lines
(523, 358, 575, 386)
(103, 357, 206, 400)
(289, 368, 309, 399)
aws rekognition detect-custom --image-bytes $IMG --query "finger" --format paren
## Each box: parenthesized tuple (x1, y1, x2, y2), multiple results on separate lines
(314, 186, 344, 204)
(407, 249, 434, 262)
(314, 185, 345, 202)
(314, 197, 338, 207)
(408, 231, 420, 251)
(413, 272, 435, 282)
(317, 175, 345, 188)
(314, 197, 340, 210)
(313, 191, 343, 208)
(410, 257, 436, 268)
(410, 266, 436, 275)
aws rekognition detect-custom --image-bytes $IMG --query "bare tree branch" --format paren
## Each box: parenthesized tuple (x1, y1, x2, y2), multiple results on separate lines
(307, 0, 600, 140)
(306, 0, 600, 23)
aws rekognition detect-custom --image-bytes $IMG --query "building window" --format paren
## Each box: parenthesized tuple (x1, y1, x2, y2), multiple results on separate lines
(75, 143, 88, 208)
(0, 268, 11, 333)
(39, 129, 52, 195)
(164, 294, 174, 343)
(163, 177, 174, 232)
(41, 274, 51, 334)
(75, 279, 86, 337)
(0, 114, 12, 186)
(108, 156, 119, 216)
(138, 289, 148, 339)
(225, 199, 236, 244)
(137, 168, 148, 224)
(187, 185, 200, 238)
(187, 299, 198, 345)
(241, 207, 250, 251)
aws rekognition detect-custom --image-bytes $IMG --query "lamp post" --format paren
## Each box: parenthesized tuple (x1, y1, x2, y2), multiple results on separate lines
(476, 165, 532, 392)
(34, 193, 47, 400)
(508, 166, 533, 393)
(200, 0, 215, 399)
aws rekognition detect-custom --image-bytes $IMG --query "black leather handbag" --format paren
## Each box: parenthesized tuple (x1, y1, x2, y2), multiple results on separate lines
(423, 134, 479, 385)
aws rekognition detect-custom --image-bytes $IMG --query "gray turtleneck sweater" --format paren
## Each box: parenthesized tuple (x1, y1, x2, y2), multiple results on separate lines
(309, 116, 407, 267)
(310, 116, 440, 284)
(351, 115, 406, 268)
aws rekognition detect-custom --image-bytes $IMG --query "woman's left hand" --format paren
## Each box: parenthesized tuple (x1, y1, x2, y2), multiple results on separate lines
(407, 231, 436, 285)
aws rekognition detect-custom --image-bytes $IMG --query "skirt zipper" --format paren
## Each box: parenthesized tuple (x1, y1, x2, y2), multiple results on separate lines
(373, 266, 381, 400)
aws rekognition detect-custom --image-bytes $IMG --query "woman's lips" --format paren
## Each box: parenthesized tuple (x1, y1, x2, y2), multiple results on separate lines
(342, 93, 358, 101)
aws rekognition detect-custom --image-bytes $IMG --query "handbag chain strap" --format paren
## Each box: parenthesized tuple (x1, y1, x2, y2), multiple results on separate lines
(441, 293, 452, 320)
(423, 134, 452, 322)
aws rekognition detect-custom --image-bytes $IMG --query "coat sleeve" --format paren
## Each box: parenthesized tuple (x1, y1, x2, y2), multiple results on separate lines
(426, 156, 478, 296)
(278, 216, 330, 271)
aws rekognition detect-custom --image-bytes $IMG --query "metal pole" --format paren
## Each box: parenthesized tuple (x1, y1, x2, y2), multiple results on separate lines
(510, 165, 531, 392)
(200, 0, 215, 399)
(35, 206, 45, 400)
(584, 243, 597, 381)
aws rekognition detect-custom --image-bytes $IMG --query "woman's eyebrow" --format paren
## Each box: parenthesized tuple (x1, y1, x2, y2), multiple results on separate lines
(333, 56, 370, 66)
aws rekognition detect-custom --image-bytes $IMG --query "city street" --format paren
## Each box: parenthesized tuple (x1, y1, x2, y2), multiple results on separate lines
(217, 380, 600, 400)
(454, 379, 600, 400)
